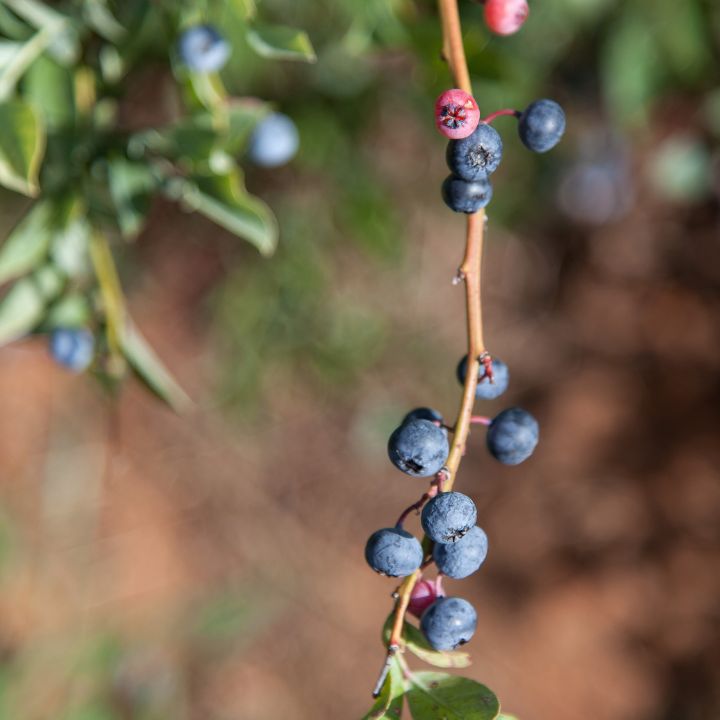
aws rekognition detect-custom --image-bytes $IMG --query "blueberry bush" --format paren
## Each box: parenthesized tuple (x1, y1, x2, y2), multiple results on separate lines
(361, 1, 563, 716)
(0, 0, 315, 408)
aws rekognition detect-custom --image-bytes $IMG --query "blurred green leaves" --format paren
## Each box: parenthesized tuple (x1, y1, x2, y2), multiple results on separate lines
(0, 100, 44, 196)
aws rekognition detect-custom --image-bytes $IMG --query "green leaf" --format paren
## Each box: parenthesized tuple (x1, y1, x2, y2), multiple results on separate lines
(120, 318, 192, 412)
(107, 157, 157, 239)
(1, 0, 78, 65)
(83, 0, 126, 42)
(406, 673, 500, 720)
(166, 170, 278, 256)
(0, 29, 53, 101)
(382, 615, 471, 669)
(362, 658, 404, 720)
(0, 266, 63, 346)
(497, 715, 519, 720)
(0, 201, 53, 285)
(51, 196, 90, 277)
(0, 99, 45, 196)
(45, 293, 91, 329)
(246, 23, 317, 63)
(24, 54, 75, 129)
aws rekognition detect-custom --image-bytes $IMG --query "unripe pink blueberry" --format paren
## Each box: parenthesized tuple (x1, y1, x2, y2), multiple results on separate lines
(408, 579, 439, 619)
(484, 0, 529, 36)
(435, 89, 480, 140)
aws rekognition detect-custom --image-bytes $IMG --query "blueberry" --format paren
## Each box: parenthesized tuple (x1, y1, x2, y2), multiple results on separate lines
(365, 527, 423, 577)
(456, 355, 509, 400)
(486, 407, 539, 465)
(420, 597, 478, 650)
(388, 419, 449, 478)
(178, 25, 231, 73)
(518, 99, 566, 153)
(248, 112, 299, 168)
(408, 579, 438, 619)
(421, 491, 477, 544)
(433, 526, 488, 579)
(441, 174, 493, 214)
(49, 328, 94, 373)
(402, 407, 443, 425)
(446, 123, 504, 180)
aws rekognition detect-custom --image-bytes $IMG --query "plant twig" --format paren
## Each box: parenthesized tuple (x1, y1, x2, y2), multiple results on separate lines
(372, 0, 490, 697)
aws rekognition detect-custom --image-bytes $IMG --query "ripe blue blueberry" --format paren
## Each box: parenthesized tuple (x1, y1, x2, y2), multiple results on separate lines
(433, 525, 488, 579)
(403, 407, 443, 426)
(248, 112, 299, 168)
(49, 328, 95, 373)
(518, 99, 566, 153)
(420, 597, 478, 650)
(388, 419, 449, 478)
(486, 407, 539, 465)
(421, 491, 477, 544)
(441, 174, 493, 214)
(456, 354, 509, 400)
(365, 527, 423, 577)
(178, 25, 231, 73)
(446, 122, 504, 180)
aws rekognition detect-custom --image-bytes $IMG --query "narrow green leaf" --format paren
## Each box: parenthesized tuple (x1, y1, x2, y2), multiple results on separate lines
(120, 318, 192, 412)
(0, 41, 23, 65)
(51, 196, 91, 277)
(407, 673, 500, 720)
(83, 0, 126, 42)
(0, 99, 45, 196)
(107, 157, 157, 238)
(0, 29, 52, 101)
(362, 658, 404, 720)
(167, 170, 278, 256)
(0, 266, 63, 346)
(246, 23, 317, 63)
(44, 293, 91, 329)
(0, 201, 53, 285)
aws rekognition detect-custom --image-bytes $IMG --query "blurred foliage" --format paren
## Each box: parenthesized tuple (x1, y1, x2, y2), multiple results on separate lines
(0, 0, 316, 408)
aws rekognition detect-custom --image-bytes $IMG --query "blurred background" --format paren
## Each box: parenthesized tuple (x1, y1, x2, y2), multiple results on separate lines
(1, 0, 720, 718)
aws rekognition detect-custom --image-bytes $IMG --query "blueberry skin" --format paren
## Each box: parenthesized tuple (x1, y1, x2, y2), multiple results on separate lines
(446, 123, 504, 180)
(456, 355, 510, 400)
(403, 407, 443, 425)
(388, 419, 449, 478)
(49, 328, 94, 373)
(178, 25, 231, 73)
(487, 407, 539, 465)
(433, 526, 488, 579)
(365, 527, 424, 577)
(441, 174, 493, 214)
(518, 99, 566, 153)
(248, 113, 300, 168)
(421, 597, 478, 650)
(421, 491, 477, 544)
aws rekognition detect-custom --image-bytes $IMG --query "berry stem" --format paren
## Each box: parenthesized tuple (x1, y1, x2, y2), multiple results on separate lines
(395, 482, 440, 528)
(373, 1, 488, 696)
(438, 0, 472, 94)
(482, 108, 521, 124)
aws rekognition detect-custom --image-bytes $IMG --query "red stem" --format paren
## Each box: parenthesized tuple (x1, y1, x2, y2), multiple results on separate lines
(482, 108, 520, 124)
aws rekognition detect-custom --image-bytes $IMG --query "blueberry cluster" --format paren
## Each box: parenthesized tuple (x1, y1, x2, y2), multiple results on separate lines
(365, 353, 540, 651)
(438, 98, 566, 213)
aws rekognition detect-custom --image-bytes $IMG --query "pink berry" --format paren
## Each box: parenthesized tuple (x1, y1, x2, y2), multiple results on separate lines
(408, 579, 439, 619)
(484, 0, 529, 36)
(435, 89, 480, 140)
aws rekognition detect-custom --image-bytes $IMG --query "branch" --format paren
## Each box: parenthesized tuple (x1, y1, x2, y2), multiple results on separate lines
(372, 0, 490, 697)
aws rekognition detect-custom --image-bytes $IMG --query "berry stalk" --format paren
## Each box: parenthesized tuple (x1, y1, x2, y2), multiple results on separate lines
(374, 0, 488, 694)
